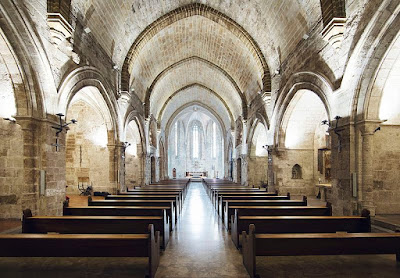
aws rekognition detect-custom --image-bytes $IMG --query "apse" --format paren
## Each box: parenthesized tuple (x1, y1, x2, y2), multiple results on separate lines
(168, 105, 224, 179)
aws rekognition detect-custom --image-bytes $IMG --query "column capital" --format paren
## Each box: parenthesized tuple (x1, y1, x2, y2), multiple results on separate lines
(357, 120, 383, 136)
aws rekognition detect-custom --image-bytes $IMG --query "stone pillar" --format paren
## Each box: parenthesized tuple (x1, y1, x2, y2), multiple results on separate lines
(107, 130, 119, 194)
(17, 115, 67, 216)
(267, 145, 276, 193)
(144, 154, 151, 185)
(156, 156, 160, 182)
(241, 155, 249, 186)
(359, 122, 379, 216)
(118, 142, 126, 193)
(17, 117, 40, 215)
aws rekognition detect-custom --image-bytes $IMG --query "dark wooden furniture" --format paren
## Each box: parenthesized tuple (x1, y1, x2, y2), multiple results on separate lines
(231, 209, 370, 248)
(23, 209, 170, 249)
(63, 203, 175, 231)
(106, 195, 181, 214)
(118, 190, 184, 202)
(88, 197, 178, 226)
(223, 197, 308, 228)
(0, 224, 160, 278)
(242, 224, 400, 278)
(218, 193, 290, 215)
(212, 191, 278, 207)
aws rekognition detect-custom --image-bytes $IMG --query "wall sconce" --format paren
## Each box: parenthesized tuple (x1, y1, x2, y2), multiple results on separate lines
(122, 141, 131, 159)
(3, 117, 16, 123)
(322, 115, 342, 152)
(51, 113, 77, 151)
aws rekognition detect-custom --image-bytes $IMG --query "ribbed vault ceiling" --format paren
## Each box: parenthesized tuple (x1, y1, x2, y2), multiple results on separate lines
(149, 58, 242, 120)
(159, 85, 232, 131)
(70, 0, 323, 128)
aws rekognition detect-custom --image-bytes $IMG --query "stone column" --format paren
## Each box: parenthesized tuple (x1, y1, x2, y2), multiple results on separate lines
(267, 145, 276, 193)
(118, 142, 126, 193)
(17, 115, 67, 216)
(17, 117, 40, 215)
(107, 130, 119, 194)
(359, 122, 379, 216)
(156, 156, 160, 182)
(241, 155, 249, 186)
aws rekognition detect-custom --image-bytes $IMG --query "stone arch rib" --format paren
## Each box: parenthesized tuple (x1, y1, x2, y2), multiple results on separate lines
(146, 56, 245, 119)
(121, 3, 271, 94)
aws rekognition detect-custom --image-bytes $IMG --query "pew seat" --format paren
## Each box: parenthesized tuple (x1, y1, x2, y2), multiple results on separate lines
(231, 209, 370, 248)
(0, 224, 160, 278)
(242, 224, 400, 278)
(223, 197, 308, 228)
(23, 209, 170, 249)
(87, 198, 178, 227)
(63, 204, 175, 231)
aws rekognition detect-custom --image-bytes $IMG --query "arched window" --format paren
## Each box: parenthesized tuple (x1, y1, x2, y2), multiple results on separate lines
(174, 122, 178, 156)
(193, 124, 199, 158)
(212, 122, 217, 158)
(292, 164, 302, 179)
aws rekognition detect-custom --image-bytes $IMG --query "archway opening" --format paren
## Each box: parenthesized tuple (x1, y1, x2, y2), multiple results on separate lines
(167, 105, 224, 178)
(279, 89, 329, 196)
(65, 86, 114, 194)
(125, 119, 143, 189)
(248, 122, 268, 187)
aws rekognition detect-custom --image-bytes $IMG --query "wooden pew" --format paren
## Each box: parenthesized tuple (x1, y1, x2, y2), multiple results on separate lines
(106, 195, 182, 215)
(208, 187, 261, 199)
(0, 224, 160, 278)
(23, 209, 170, 249)
(231, 209, 370, 249)
(218, 193, 290, 215)
(212, 191, 277, 206)
(132, 185, 188, 198)
(223, 197, 308, 228)
(118, 190, 184, 202)
(242, 224, 400, 278)
(88, 197, 178, 225)
(64, 202, 176, 231)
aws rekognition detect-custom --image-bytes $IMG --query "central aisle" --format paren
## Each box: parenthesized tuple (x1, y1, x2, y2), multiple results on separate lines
(156, 181, 249, 278)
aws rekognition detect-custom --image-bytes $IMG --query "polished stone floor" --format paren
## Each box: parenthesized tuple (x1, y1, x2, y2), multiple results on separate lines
(1, 182, 400, 277)
(155, 182, 249, 278)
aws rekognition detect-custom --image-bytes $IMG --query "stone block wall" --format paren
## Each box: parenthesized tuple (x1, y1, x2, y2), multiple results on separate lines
(0, 119, 24, 219)
(125, 153, 143, 188)
(247, 157, 268, 188)
(274, 149, 316, 196)
(373, 126, 400, 214)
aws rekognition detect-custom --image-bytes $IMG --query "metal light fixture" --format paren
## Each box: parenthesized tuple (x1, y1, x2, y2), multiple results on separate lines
(322, 116, 342, 152)
(51, 113, 77, 151)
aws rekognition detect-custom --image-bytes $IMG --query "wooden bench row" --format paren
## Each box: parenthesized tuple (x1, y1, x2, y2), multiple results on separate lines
(231, 207, 366, 249)
(0, 224, 160, 278)
(242, 223, 400, 278)
(223, 196, 308, 228)
(23, 208, 170, 249)
(87, 197, 177, 230)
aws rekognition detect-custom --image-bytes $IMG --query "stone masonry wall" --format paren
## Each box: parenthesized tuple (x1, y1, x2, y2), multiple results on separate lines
(373, 125, 400, 214)
(247, 156, 268, 188)
(274, 149, 315, 196)
(0, 119, 24, 218)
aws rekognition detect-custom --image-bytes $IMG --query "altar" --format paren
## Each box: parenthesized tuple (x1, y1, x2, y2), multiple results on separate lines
(186, 171, 208, 178)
